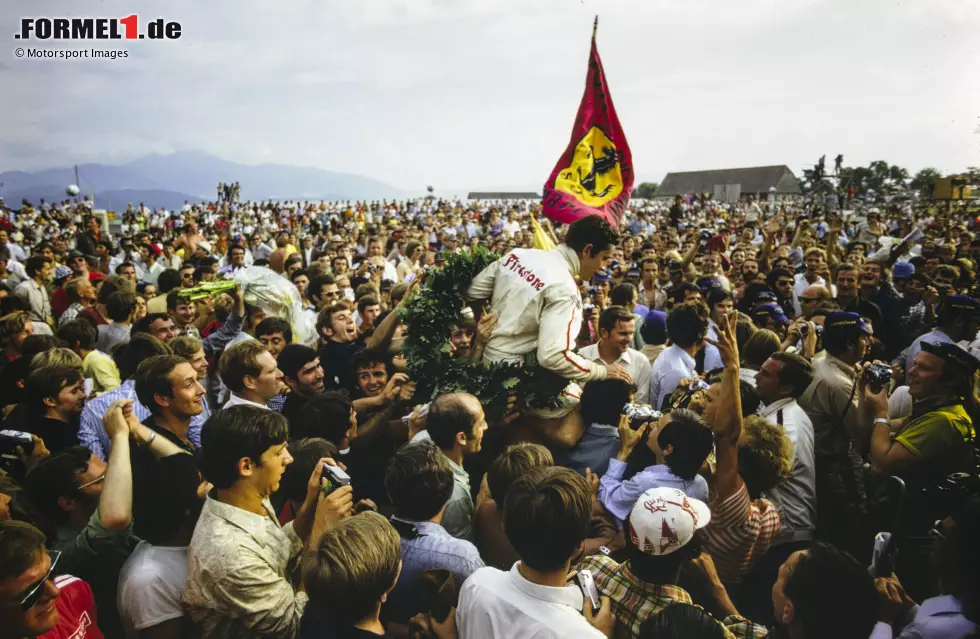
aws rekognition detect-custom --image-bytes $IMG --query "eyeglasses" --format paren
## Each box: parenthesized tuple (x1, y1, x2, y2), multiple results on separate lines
(77, 473, 105, 490)
(18, 550, 61, 611)
(929, 519, 946, 541)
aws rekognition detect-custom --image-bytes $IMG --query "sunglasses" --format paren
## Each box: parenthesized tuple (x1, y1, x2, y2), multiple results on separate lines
(799, 297, 820, 303)
(929, 519, 946, 541)
(18, 550, 61, 611)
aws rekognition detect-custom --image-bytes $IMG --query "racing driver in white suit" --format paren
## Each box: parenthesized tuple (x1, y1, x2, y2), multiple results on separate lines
(466, 215, 633, 429)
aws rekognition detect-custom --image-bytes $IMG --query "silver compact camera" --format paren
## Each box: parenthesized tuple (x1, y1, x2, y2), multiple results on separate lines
(623, 404, 662, 430)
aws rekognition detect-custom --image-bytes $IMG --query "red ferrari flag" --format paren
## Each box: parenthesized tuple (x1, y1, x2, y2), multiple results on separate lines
(541, 18, 634, 229)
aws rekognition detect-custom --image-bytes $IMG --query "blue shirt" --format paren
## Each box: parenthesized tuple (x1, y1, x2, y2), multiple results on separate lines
(386, 518, 484, 620)
(78, 379, 209, 461)
(551, 423, 620, 477)
(599, 459, 709, 527)
(870, 595, 976, 639)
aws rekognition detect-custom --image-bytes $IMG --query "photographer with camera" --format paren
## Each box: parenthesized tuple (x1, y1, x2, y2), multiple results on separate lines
(598, 408, 713, 526)
(185, 405, 353, 638)
(797, 311, 874, 554)
(866, 342, 978, 533)
(649, 302, 710, 411)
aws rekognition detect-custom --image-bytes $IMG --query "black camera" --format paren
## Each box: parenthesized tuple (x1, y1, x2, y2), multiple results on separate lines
(622, 404, 662, 430)
(0, 430, 34, 456)
(863, 363, 893, 392)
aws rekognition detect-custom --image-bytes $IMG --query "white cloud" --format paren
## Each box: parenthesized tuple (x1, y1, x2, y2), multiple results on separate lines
(1, 0, 977, 191)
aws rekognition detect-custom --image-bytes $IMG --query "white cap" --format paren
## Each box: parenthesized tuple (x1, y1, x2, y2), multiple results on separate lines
(627, 487, 711, 556)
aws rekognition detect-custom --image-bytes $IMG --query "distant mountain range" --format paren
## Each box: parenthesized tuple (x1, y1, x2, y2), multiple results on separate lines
(0, 151, 411, 210)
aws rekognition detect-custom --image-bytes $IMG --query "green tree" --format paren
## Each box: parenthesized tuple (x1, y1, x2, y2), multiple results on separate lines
(909, 168, 942, 197)
(634, 182, 659, 198)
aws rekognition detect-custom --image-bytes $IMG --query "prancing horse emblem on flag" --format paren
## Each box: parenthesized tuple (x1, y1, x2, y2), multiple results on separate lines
(553, 125, 624, 207)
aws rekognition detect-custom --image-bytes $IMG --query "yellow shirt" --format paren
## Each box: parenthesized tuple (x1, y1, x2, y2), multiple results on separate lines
(84, 350, 122, 395)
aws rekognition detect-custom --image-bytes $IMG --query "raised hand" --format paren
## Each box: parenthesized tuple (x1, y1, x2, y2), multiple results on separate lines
(704, 311, 739, 368)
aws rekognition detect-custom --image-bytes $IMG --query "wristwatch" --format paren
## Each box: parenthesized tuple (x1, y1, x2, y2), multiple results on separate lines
(873, 417, 891, 427)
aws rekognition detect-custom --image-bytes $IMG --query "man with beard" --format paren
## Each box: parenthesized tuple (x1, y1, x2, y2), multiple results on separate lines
(766, 268, 797, 319)
(22, 366, 87, 453)
(834, 263, 884, 339)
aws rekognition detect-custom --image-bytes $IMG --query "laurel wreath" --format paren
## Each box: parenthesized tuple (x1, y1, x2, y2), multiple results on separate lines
(399, 247, 568, 421)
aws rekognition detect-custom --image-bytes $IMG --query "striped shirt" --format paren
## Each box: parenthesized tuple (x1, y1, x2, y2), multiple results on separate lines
(578, 555, 769, 639)
(702, 482, 780, 585)
(77, 379, 209, 461)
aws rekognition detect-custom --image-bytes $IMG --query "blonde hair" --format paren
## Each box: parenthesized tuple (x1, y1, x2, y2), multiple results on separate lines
(31, 347, 83, 372)
(170, 335, 203, 360)
(739, 414, 793, 498)
(0, 312, 28, 346)
(302, 512, 401, 625)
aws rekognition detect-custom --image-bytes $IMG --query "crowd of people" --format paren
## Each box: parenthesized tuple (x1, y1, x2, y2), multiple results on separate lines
(0, 190, 978, 639)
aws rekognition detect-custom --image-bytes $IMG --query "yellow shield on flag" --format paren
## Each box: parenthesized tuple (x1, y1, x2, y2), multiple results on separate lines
(553, 125, 624, 207)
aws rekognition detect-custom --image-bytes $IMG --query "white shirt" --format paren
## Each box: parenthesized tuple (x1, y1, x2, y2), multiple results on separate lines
(117, 541, 188, 637)
(223, 393, 270, 410)
(791, 273, 834, 318)
(649, 344, 696, 410)
(466, 245, 606, 385)
(760, 398, 816, 544)
(578, 343, 652, 405)
(457, 563, 605, 639)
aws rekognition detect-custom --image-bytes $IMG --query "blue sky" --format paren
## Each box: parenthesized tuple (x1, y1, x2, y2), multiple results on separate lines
(2, 0, 978, 191)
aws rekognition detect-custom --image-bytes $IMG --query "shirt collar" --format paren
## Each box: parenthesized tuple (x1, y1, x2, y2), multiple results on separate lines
(509, 563, 584, 611)
(670, 344, 696, 368)
(443, 452, 470, 489)
(555, 245, 580, 278)
(226, 394, 270, 410)
(203, 494, 279, 535)
(760, 397, 795, 417)
(825, 353, 858, 380)
(918, 594, 965, 617)
(910, 395, 965, 419)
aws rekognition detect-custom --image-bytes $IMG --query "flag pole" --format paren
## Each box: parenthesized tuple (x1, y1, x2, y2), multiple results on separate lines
(593, 15, 598, 39)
